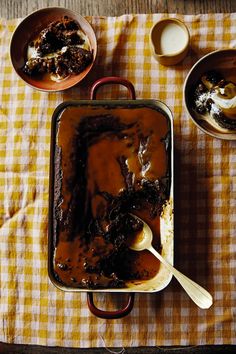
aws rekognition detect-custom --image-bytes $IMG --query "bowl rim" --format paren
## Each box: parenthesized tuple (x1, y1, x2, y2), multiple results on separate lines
(10, 6, 97, 92)
(183, 48, 236, 140)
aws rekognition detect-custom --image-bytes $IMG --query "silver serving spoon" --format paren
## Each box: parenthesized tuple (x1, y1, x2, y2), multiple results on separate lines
(129, 215, 213, 309)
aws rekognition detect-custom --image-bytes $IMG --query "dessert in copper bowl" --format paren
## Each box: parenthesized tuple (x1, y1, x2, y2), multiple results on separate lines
(184, 49, 236, 139)
(10, 7, 97, 91)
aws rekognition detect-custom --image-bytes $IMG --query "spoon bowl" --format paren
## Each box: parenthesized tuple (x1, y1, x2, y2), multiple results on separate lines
(130, 214, 213, 309)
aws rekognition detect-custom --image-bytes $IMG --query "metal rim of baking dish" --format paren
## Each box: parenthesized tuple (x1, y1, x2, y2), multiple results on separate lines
(48, 77, 174, 319)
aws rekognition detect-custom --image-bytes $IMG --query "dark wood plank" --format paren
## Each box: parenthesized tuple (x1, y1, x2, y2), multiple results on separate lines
(0, 343, 236, 354)
(0, 0, 235, 19)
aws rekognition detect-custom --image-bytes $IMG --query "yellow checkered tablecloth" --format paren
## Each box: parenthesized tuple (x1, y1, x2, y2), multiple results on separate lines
(0, 13, 236, 347)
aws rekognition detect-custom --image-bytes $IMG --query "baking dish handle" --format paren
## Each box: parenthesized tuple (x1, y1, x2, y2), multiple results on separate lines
(87, 76, 135, 319)
(90, 76, 136, 100)
(87, 292, 135, 319)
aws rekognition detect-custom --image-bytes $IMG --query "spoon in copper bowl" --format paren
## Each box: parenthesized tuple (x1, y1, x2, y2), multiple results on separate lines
(129, 215, 213, 309)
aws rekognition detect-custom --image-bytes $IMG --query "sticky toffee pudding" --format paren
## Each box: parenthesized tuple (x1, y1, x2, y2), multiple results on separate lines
(52, 105, 171, 289)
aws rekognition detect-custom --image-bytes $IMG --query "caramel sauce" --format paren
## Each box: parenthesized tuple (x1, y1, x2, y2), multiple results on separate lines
(53, 105, 170, 288)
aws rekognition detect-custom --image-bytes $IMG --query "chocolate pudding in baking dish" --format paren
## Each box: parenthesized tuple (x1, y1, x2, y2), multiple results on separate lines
(52, 104, 171, 289)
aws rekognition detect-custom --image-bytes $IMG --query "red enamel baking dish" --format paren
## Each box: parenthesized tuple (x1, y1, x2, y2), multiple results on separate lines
(48, 77, 174, 319)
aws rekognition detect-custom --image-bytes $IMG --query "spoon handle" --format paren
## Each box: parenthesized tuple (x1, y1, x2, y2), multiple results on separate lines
(148, 246, 213, 309)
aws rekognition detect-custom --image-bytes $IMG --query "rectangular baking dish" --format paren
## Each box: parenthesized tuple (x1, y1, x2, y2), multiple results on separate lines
(48, 77, 174, 318)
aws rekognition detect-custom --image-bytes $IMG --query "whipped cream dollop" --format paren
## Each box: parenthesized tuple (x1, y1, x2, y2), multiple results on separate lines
(211, 83, 236, 118)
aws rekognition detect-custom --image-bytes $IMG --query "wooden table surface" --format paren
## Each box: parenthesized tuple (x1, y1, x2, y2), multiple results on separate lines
(0, 1, 235, 353)
(0, 0, 236, 17)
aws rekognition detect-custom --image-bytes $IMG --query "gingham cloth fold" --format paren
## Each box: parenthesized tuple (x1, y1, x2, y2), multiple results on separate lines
(0, 13, 236, 347)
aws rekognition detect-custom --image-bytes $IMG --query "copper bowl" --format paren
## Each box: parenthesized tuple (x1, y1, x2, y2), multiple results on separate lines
(10, 7, 97, 92)
(183, 49, 236, 140)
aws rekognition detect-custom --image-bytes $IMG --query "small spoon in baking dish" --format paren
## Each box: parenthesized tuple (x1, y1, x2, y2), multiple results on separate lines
(129, 215, 213, 309)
